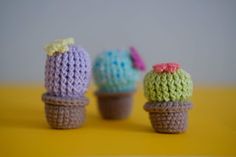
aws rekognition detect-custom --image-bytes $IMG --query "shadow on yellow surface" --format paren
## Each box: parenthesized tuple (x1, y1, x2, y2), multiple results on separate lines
(0, 85, 236, 157)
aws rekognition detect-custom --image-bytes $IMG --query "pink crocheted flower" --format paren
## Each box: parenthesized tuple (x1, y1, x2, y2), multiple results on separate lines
(129, 46, 146, 71)
(153, 63, 180, 73)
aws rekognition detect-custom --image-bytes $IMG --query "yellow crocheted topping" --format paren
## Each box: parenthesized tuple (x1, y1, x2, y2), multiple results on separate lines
(44, 38, 75, 56)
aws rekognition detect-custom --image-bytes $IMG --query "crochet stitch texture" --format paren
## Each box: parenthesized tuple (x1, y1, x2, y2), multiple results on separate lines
(44, 38, 75, 56)
(144, 69, 193, 102)
(45, 45, 91, 98)
(93, 49, 139, 93)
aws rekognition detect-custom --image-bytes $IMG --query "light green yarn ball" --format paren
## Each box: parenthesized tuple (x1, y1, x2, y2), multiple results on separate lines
(144, 69, 193, 102)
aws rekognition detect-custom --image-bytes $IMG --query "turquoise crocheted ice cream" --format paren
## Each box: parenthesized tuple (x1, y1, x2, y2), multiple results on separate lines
(144, 63, 193, 102)
(93, 47, 145, 93)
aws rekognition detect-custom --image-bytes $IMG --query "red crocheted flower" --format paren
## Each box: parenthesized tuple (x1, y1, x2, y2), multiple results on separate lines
(129, 46, 146, 71)
(153, 63, 180, 73)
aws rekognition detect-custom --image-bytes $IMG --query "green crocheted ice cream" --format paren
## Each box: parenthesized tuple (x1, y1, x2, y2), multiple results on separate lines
(144, 63, 193, 102)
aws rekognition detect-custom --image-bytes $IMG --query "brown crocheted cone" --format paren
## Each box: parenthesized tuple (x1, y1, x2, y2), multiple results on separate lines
(95, 92, 134, 119)
(144, 101, 192, 133)
(42, 93, 88, 129)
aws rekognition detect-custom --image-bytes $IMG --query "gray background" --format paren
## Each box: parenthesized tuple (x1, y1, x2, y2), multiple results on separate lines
(0, 0, 236, 84)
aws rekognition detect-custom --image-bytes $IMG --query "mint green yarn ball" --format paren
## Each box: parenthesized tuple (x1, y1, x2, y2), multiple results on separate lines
(144, 69, 193, 102)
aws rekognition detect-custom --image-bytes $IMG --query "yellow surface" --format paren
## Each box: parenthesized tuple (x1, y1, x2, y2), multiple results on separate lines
(0, 85, 236, 157)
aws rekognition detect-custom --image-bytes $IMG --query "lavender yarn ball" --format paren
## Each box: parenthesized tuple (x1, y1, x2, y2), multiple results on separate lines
(45, 45, 91, 98)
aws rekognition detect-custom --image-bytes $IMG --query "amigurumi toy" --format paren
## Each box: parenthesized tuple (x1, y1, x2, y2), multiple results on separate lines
(42, 38, 91, 129)
(93, 47, 145, 119)
(143, 63, 193, 133)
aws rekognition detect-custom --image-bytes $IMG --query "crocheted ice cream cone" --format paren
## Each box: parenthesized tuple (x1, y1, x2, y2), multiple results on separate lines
(143, 63, 193, 133)
(42, 38, 91, 129)
(93, 47, 145, 119)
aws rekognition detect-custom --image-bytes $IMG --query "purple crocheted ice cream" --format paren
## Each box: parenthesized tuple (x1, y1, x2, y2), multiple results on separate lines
(44, 39, 91, 98)
(42, 38, 91, 129)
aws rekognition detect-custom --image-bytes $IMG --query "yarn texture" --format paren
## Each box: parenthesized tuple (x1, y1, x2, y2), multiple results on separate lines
(43, 38, 91, 129)
(144, 101, 192, 112)
(44, 38, 75, 56)
(143, 63, 193, 133)
(45, 45, 91, 98)
(45, 103, 86, 129)
(144, 69, 193, 102)
(130, 46, 146, 71)
(93, 49, 140, 93)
